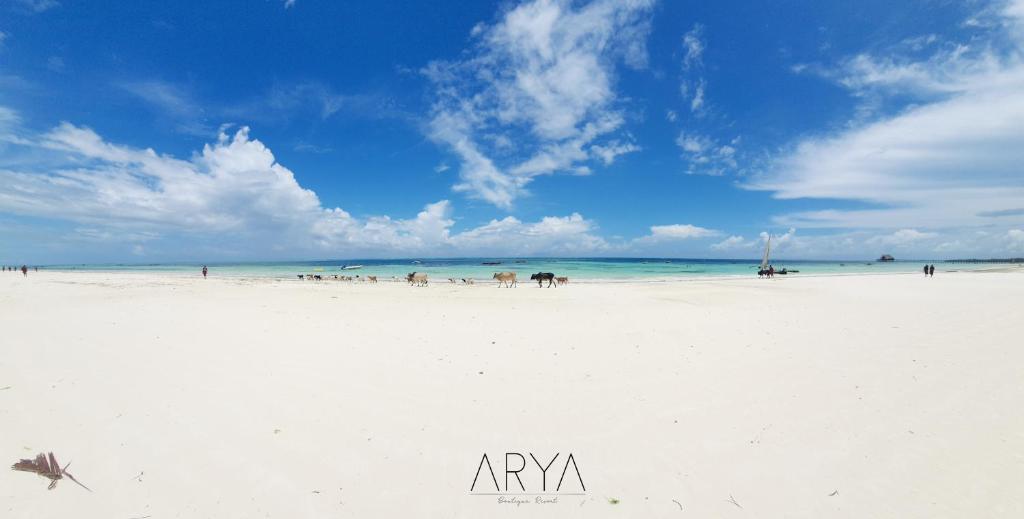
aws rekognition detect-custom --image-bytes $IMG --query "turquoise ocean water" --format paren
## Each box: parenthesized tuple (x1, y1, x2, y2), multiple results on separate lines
(41, 258, 998, 281)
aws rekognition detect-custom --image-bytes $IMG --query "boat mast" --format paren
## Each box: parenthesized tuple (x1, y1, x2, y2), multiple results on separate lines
(760, 235, 771, 270)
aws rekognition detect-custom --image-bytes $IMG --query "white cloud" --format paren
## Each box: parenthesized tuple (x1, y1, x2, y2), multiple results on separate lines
(710, 235, 750, 250)
(867, 228, 938, 247)
(284, 0, 297, 8)
(424, 0, 653, 208)
(676, 132, 709, 154)
(678, 24, 708, 115)
(901, 34, 939, 52)
(121, 80, 202, 119)
(118, 80, 213, 136)
(0, 113, 611, 258)
(749, 0, 1024, 233)
(634, 224, 719, 245)
(682, 24, 705, 70)
(590, 140, 640, 165)
(665, 109, 677, 122)
(1007, 229, 1024, 252)
(759, 228, 796, 248)
(934, 240, 966, 253)
(449, 213, 609, 255)
(12, 0, 59, 13)
(675, 132, 739, 176)
(690, 79, 705, 113)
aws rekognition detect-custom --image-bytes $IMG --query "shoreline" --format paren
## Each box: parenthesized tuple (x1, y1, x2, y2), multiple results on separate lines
(20, 262, 1024, 285)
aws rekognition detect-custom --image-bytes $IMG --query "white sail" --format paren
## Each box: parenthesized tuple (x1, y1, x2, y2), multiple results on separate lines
(760, 235, 771, 270)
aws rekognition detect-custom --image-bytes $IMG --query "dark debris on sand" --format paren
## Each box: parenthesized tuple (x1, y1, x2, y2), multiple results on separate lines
(11, 452, 91, 491)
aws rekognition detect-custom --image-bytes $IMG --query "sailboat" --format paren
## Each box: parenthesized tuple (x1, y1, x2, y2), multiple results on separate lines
(759, 235, 796, 275)
(760, 235, 771, 273)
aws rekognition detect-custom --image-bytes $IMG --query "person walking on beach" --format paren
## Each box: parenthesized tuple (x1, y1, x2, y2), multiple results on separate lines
(929, 264, 935, 277)
(21, 265, 28, 277)
(924, 264, 929, 277)
(202, 265, 208, 279)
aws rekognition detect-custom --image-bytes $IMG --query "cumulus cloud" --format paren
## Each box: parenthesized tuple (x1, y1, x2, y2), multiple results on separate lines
(632, 224, 719, 247)
(703, 227, 1024, 259)
(710, 235, 750, 251)
(0, 112, 610, 259)
(449, 213, 609, 255)
(750, 0, 1024, 234)
(423, 0, 652, 208)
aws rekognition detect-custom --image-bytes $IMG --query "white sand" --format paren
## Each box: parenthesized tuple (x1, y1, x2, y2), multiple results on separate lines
(2, 269, 1023, 518)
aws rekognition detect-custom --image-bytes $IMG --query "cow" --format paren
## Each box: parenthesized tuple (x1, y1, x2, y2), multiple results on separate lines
(367, 276, 377, 283)
(462, 278, 474, 285)
(297, 274, 305, 280)
(492, 271, 517, 288)
(448, 278, 457, 284)
(530, 272, 556, 287)
(556, 276, 569, 285)
(407, 272, 428, 286)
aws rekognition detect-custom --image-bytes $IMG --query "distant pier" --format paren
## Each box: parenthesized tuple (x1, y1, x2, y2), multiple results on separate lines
(944, 258, 1024, 264)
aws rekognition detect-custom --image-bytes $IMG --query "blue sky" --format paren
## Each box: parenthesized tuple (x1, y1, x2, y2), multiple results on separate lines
(1, 0, 1023, 262)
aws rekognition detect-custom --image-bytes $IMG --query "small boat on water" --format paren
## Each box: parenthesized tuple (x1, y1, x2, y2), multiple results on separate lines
(341, 265, 362, 270)
(482, 261, 501, 265)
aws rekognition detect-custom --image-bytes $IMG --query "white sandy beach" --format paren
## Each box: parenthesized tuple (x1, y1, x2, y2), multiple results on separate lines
(2, 269, 1023, 518)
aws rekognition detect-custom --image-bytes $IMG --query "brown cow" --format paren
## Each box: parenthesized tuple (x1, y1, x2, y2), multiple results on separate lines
(492, 271, 517, 288)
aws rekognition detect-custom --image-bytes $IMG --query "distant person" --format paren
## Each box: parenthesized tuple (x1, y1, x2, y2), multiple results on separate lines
(929, 264, 935, 277)
(202, 265, 208, 279)
(769, 265, 775, 278)
(924, 264, 929, 277)
(21, 265, 27, 277)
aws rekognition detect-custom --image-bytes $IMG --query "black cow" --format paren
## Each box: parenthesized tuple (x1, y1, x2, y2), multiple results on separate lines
(530, 272, 557, 287)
